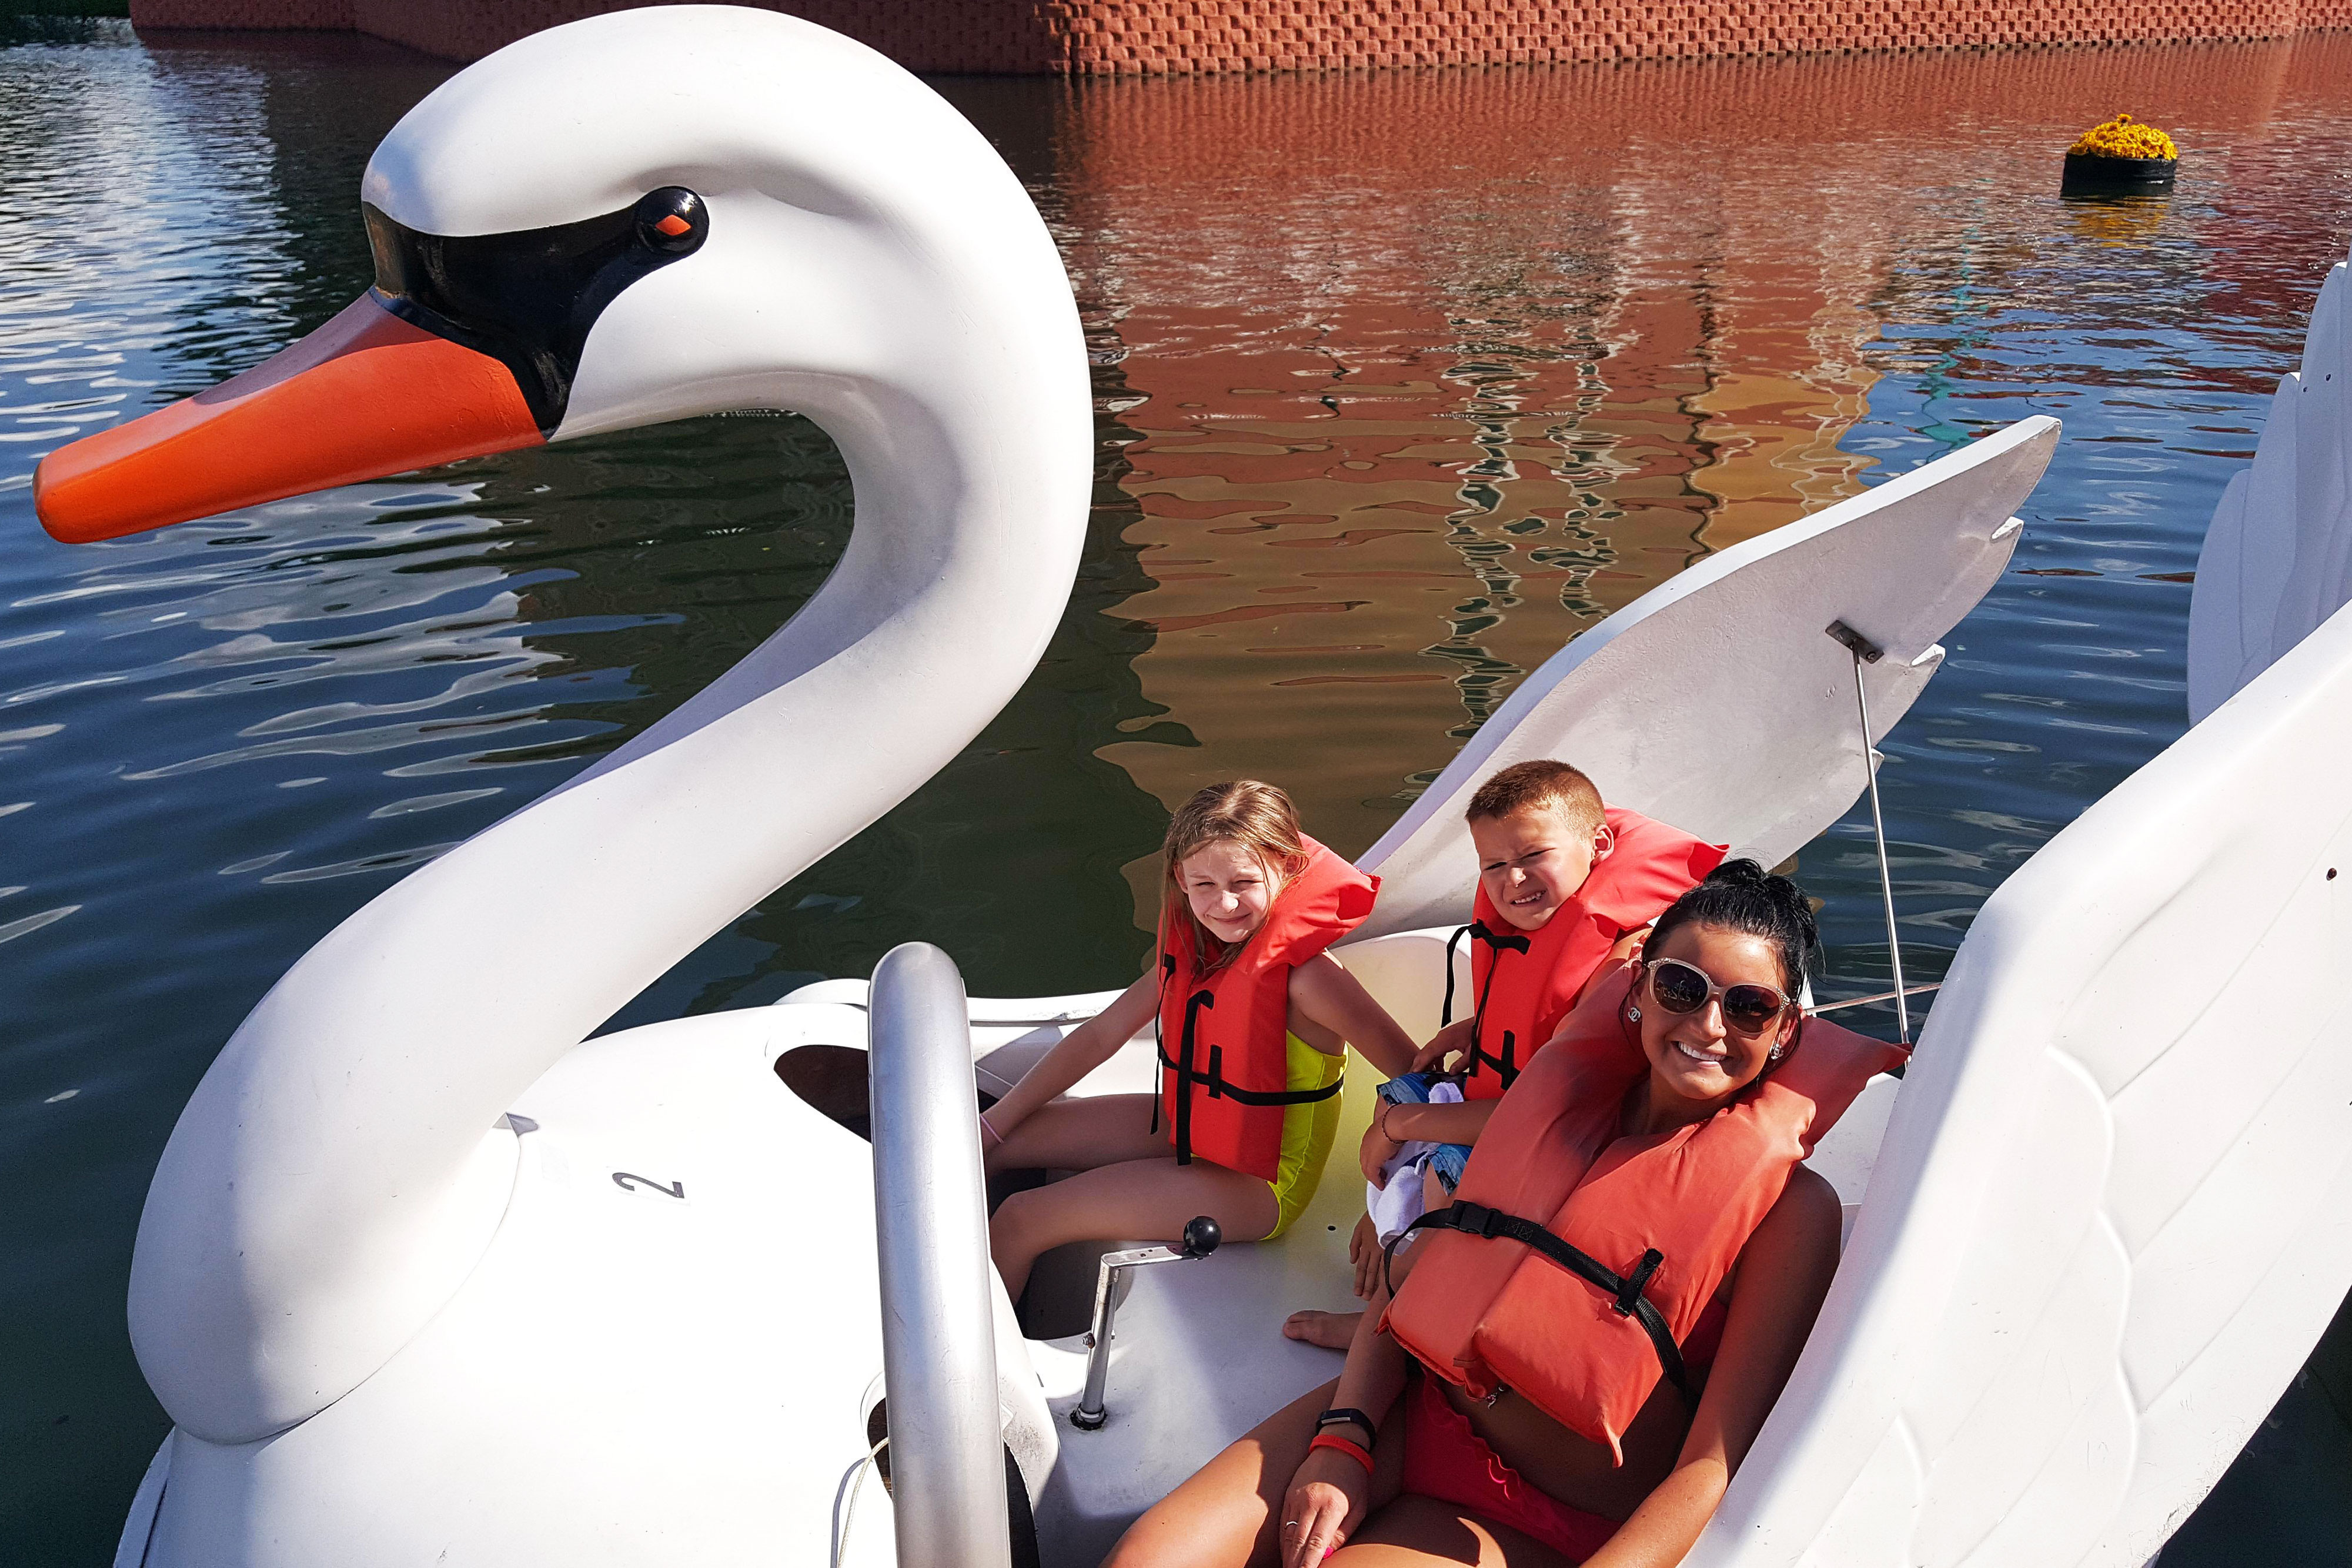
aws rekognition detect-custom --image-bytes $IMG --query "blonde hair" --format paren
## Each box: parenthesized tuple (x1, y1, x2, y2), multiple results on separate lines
(1161, 780, 1308, 968)
(1464, 758, 1605, 838)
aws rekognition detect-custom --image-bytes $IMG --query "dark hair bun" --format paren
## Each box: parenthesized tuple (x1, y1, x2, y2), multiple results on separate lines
(1651, 857, 1820, 992)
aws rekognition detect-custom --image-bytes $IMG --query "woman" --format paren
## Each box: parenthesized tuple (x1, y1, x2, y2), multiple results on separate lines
(1110, 860, 1902, 1568)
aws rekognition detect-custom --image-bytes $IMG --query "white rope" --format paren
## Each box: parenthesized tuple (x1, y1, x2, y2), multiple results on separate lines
(830, 1436, 889, 1568)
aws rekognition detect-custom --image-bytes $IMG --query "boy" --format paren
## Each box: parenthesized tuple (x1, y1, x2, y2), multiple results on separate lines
(1282, 758, 1723, 1346)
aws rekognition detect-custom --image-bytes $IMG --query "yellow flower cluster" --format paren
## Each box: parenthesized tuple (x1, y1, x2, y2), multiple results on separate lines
(2070, 113, 2179, 161)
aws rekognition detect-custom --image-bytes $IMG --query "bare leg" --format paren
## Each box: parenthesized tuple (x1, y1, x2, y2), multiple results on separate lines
(1333, 1495, 1578, 1568)
(986, 1092, 1167, 1176)
(990, 1153, 1279, 1300)
(1106, 1378, 1407, 1568)
(1314, 1278, 1572, 1568)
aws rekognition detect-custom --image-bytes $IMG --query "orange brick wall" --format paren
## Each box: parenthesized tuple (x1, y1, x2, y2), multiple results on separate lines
(128, 0, 2351, 71)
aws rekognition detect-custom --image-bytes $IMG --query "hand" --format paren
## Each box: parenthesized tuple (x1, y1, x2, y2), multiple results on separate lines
(1409, 1037, 1456, 1074)
(1349, 1212, 1381, 1299)
(1359, 1107, 1402, 1188)
(1279, 1448, 1369, 1568)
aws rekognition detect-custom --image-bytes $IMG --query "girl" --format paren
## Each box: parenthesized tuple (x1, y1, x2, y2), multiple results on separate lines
(984, 781, 1420, 1302)
(1108, 861, 1903, 1568)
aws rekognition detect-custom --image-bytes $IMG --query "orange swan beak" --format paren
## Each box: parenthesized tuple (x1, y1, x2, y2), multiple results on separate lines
(34, 293, 544, 544)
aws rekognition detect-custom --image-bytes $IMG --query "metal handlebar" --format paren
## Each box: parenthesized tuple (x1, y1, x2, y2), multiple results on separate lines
(1070, 1216, 1222, 1430)
(868, 942, 1011, 1568)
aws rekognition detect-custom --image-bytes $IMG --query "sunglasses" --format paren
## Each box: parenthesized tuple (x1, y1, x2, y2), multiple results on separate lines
(1645, 957, 1792, 1034)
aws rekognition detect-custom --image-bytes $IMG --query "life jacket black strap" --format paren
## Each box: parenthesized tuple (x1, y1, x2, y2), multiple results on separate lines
(1439, 922, 1472, 1028)
(1470, 919, 1531, 959)
(1156, 1044, 1345, 1108)
(1398, 1201, 1690, 1405)
(1174, 985, 1211, 1164)
(1460, 921, 1528, 1084)
(1157, 969, 1344, 1167)
(1465, 1028, 1519, 1089)
(1149, 954, 1176, 1141)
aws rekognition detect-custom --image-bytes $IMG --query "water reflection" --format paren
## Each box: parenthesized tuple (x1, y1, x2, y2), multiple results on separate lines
(1057, 39, 2350, 859)
(2, 19, 2350, 1566)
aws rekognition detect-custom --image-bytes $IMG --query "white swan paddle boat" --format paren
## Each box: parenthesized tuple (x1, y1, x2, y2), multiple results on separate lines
(34, 9, 2348, 1565)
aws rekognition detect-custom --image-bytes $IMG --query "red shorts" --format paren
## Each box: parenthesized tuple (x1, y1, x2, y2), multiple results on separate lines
(1398, 1372, 1621, 1562)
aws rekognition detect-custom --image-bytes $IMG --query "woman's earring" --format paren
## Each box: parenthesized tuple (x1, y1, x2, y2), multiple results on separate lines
(1768, 1042, 1785, 1061)
(1626, 1005, 1642, 1023)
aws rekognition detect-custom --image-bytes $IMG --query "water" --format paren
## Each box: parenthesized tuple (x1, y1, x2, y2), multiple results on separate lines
(4, 18, 2349, 1563)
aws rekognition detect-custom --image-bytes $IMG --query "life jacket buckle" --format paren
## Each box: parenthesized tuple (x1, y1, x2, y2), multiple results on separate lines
(1613, 1248, 1664, 1317)
(1452, 1201, 1500, 1239)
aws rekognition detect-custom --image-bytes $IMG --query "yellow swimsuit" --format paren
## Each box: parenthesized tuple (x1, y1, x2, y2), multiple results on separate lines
(1262, 1032, 1347, 1240)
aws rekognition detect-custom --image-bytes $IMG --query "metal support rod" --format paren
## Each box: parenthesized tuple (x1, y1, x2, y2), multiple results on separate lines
(1827, 621, 1912, 1047)
(868, 942, 1011, 1568)
(1070, 1216, 1221, 1431)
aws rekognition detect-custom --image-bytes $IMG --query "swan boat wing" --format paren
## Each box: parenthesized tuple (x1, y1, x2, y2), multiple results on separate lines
(1691, 255, 2352, 1566)
(1352, 415, 2058, 938)
(2187, 235, 2351, 725)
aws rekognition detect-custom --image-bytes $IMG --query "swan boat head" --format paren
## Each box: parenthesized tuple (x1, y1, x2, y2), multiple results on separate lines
(35, 6, 1091, 1445)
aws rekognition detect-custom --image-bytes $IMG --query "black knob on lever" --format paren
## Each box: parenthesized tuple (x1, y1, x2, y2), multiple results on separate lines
(1180, 1215, 1222, 1258)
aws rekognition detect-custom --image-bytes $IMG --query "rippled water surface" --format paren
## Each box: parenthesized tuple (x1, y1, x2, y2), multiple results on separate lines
(5, 19, 2350, 1563)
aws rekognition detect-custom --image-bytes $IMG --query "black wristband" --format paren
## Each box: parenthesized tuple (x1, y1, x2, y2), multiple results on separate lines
(1316, 1406, 1377, 1442)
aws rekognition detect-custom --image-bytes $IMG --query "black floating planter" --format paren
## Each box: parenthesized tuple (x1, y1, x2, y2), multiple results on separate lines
(2062, 152, 2177, 193)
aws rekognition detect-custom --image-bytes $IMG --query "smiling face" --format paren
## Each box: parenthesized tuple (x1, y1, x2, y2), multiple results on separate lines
(1179, 838, 1284, 947)
(1469, 804, 1612, 932)
(1632, 921, 1798, 1116)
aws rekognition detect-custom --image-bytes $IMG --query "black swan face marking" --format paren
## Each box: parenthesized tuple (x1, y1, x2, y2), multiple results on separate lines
(364, 186, 710, 433)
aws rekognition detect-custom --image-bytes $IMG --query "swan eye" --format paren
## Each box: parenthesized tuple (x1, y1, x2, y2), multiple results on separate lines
(363, 188, 711, 434)
(634, 188, 708, 256)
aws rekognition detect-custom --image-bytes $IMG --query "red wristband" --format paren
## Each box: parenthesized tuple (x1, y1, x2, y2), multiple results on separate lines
(1308, 1432, 1374, 1475)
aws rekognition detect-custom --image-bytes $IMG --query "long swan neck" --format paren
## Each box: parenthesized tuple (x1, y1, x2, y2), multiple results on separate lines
(130, 319, 1092, 1442)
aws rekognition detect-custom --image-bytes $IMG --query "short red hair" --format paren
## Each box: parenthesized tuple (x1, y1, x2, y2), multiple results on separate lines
(1463, 759, 1604, 837)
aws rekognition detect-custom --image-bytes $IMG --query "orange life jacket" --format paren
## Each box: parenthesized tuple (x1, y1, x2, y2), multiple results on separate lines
(1155, 836, 1379, 1182)
(1452, 808, 1725, 1101)
(1384, 963, 1903, 1462)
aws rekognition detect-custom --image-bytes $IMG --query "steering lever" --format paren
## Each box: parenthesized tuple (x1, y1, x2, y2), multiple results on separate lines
(1069, 1216, 1222, 1430)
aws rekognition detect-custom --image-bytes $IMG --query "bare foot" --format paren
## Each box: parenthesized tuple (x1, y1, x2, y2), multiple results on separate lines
(1281, 1309, 1362, 1349)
